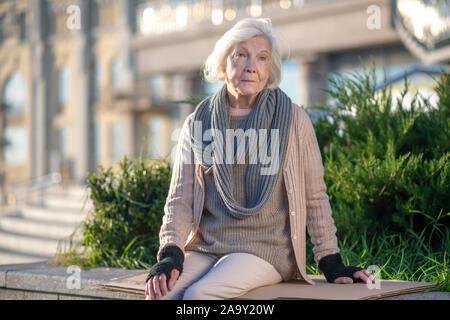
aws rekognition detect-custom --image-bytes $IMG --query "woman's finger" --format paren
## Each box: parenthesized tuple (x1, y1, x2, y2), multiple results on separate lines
(168, 269, 180, 291)
(364, 270, 376, 282)
(334, 277, 353, 284)
(354, 270, 370, 284)
(145, 280, 153, 300)
(149, 277, 156, 300)
(145, 280, 150, 297)
(159, 274, 168, 296)
(152, 274, 162, 299)
(150, 278, 156, 300)
(145, 280, 148, 296)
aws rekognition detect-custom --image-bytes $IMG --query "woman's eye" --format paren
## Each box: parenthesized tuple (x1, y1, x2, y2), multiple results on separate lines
(237, 53, 246, 57)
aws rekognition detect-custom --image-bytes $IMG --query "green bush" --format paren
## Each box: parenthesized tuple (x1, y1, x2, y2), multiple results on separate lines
(303, 67, 448, 289)
(311, 67, 449, 246)
(57, 156, 172, 269)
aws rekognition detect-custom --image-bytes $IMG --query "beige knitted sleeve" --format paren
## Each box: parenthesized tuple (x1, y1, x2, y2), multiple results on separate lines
(300, 109, 341, 265)
(157, 113, 196, 260)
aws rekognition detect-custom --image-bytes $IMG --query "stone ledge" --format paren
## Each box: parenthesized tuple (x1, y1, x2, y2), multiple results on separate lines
(0, 261, 145, 300)
(0, 261, 448, 300)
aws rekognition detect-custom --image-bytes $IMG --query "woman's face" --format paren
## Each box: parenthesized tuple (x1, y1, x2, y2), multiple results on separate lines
(224, 36, 272, 100)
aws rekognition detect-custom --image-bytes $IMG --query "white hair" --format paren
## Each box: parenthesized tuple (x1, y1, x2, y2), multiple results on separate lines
(203, 18, 285, 89)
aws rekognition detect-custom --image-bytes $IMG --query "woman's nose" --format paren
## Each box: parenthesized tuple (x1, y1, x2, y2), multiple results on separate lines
(245, 57, 256, 73)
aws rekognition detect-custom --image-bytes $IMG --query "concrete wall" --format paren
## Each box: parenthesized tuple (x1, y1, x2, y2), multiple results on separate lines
(0, 261, 145, 300)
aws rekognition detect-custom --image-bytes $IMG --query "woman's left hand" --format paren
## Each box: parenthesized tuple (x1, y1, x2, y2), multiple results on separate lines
(334, 269, 375, 284)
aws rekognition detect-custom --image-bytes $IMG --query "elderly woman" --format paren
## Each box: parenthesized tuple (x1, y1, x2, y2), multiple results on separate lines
(145, 18, 374, 300)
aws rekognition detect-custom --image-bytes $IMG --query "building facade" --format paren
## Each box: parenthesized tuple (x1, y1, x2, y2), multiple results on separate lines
(0, 0, 448, 191)
(0, 0, 144, 189)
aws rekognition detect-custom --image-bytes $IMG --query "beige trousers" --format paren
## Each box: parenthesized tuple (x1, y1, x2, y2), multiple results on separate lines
(161, 250, 282, 300)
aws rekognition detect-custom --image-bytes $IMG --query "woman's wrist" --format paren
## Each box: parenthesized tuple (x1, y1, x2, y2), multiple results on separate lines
(145, 245, 185, 283)
(318, 252, 364, 283)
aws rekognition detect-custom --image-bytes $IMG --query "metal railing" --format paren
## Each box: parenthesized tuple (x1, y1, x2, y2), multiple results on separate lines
(373, 64, 448, 91)
(4, 172, 62, 208)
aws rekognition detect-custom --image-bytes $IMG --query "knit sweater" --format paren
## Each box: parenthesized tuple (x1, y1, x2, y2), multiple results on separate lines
(185, 114, 297, 281)
(158, 103, 340, 285)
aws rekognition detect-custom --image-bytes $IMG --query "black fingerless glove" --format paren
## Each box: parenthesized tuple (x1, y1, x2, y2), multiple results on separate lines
(145, 245, 185, 284)
(318, 253, 364, 283)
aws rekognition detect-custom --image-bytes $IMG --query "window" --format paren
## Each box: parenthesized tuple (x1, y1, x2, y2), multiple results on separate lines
(148, 116, 163, 158)
(58, 67, 70, 107)
(2, 72, 27, 164)
(3, 71, 26, 115)
(59, 126, 69, 160)
(111, 59, 121, 93)
(203, 80, 224, 96)
(279, 60, 300, 105)
(110, 121, 122, 160)
(94, 124, 101, 163)
(3, 126, 27, 164)
(93, 64, 101, 101)
(150, 74, 163, 103)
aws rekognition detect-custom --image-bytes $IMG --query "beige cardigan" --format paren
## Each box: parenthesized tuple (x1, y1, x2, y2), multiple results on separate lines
(158, 103, 340, 285)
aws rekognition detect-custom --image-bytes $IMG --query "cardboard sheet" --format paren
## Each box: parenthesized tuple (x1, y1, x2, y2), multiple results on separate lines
(236, 275, 437, 300)
(94, 272, 438, 300)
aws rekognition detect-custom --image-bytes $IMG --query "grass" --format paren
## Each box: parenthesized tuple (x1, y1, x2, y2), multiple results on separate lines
(306, 227, 449, 292)
(49, 222, 155, 270)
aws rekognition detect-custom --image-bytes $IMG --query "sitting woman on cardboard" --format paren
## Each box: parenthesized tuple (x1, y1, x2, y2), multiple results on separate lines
(145, 18, 375, 300)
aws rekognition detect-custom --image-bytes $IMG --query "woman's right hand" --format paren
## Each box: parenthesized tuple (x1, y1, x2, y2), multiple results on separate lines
(145, 269, 180, 300)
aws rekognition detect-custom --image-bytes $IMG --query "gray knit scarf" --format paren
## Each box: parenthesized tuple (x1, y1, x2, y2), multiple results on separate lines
(189, 83, 292, 219)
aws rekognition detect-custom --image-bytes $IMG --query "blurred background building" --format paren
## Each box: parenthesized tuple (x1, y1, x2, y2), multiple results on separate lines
(0, 0, 449, 187)
(0, 0, 448, 263)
